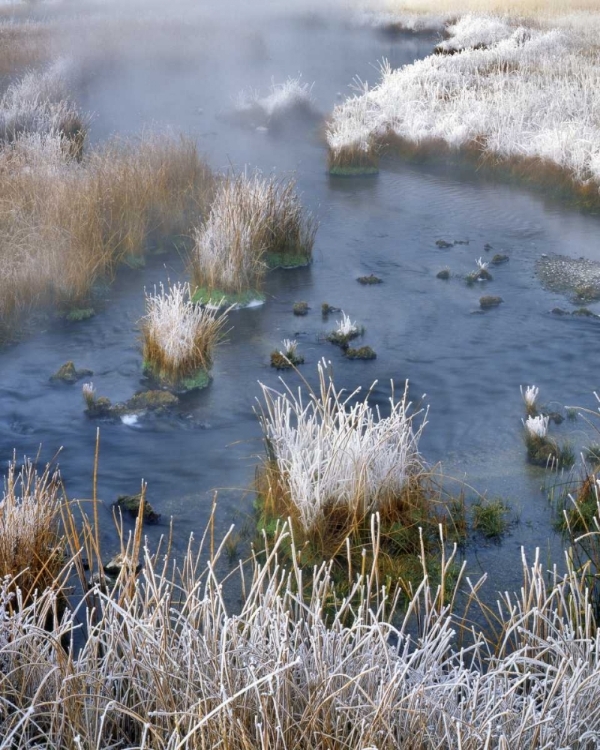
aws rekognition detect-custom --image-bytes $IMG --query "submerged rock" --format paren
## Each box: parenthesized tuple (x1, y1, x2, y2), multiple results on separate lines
(491, 253, 509, 265)
(50, 361, 93, 384)
(125, 391, 179, 412)
(293, 301, 309, 316)
(115, 494, 161, 524)
(435, 239, 453, 249)
(436, 269, 451, 280)
(86, 390, 180, 419)
(357, 274, 382, 285)
(480, 295, 503, 309)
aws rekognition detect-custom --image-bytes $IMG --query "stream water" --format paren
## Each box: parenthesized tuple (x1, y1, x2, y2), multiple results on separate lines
(3, 8, 600, 593)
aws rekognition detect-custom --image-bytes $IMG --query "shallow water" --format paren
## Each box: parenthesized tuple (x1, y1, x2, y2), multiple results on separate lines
(3, 11, 600, 593)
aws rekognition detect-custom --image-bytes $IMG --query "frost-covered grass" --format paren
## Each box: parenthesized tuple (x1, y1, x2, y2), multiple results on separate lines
(521, 383, 539, 414)
(190, 172, 317, 298)
(328, 12, 600, 201)
(0, 456, 64, 604)
(141, 282, 229, 388)
(0, 60, 85, 155)
(0, 133, 213, 330)
(257, 359, 426, 535)
(234, 76, 316, 126)
(3, 479, 600, 747)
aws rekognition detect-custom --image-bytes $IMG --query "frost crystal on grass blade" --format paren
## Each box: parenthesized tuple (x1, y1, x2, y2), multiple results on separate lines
(521, 384, 539, 408)
(335, 312, 359, 337)
(279, 339, 298, 357)
(258, 360, 426, 532)
(476, 257, 489, 270)
(327, 15, 600, 189)
(141, 281, 228, 386)
(524, 414, 549, 438)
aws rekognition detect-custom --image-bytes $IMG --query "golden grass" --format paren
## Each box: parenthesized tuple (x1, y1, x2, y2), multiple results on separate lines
(141, 282, 229, 387)
(0, 455, 64, 605)
(190, 172, 316, 296)
(0, 21, 53, 83)
(0, 134, 214, 332)
(386, 0, 600, 18)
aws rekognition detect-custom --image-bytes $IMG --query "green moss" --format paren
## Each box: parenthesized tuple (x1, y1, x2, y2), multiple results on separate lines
(115, 494, 161, 524)
(125, 391, 179, 411)
(65, 308, 95, 322)
(327, 327, 364, 348)
(266, 252, 311, 269)
(50, 361, 93, 384)
(345, 346, 376, 360)
(270, 351, 305, 370)
(143, 361, 211, 392)
(191, 287, 265, 308)
(357, 274, 382, 285)
(293, 301, 309, 316)
(525, 433, 574, 469)
(180, 369, 211, 391)
(328, 165, 379, 176)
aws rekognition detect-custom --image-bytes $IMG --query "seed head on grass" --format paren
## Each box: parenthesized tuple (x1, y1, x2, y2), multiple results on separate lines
(141, 281, 229, 386)
(520, 384, 539, 414)
(523, 414, 549, 438)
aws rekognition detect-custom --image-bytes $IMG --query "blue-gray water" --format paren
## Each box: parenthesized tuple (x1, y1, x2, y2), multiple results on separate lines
(2, 10, 598, 592)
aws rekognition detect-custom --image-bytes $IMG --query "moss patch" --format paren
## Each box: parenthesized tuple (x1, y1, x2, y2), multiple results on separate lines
(345, 346, 376, 360)
(143, 361, 211, 393)
(266, 252, 311, 269)
(328, 165, 379, 176)
(65, 308, 95, 322)
(50, 361, 93, 384)
(115, 494, 161, 524)
(293, 301, 309, 316)
(270, 351, 305, 370)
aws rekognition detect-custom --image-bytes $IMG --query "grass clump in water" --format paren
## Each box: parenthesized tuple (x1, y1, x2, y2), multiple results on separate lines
(326, 312, 364, 347)
(255, 360, 447, 596)
(190, 172, 317, 303)
(472, 496, 512, 538)
(523, 415, 574, 469)
(270, 339, 304, 370)
(140, 281, 229, 391)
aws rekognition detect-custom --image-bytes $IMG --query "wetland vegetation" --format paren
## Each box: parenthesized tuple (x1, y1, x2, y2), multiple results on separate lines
(1, 0, 600, 746)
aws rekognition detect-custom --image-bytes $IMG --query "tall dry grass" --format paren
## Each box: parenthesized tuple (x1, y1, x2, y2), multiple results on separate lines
(190, 172, 316, 297)
(0, 20, 53, 81)
(0, 454, 64, 605)
(0, 133, 214, 330)
(0, 486, 600, 747)
(141, 281, 230, 387)
(385, 0, 600, 17)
